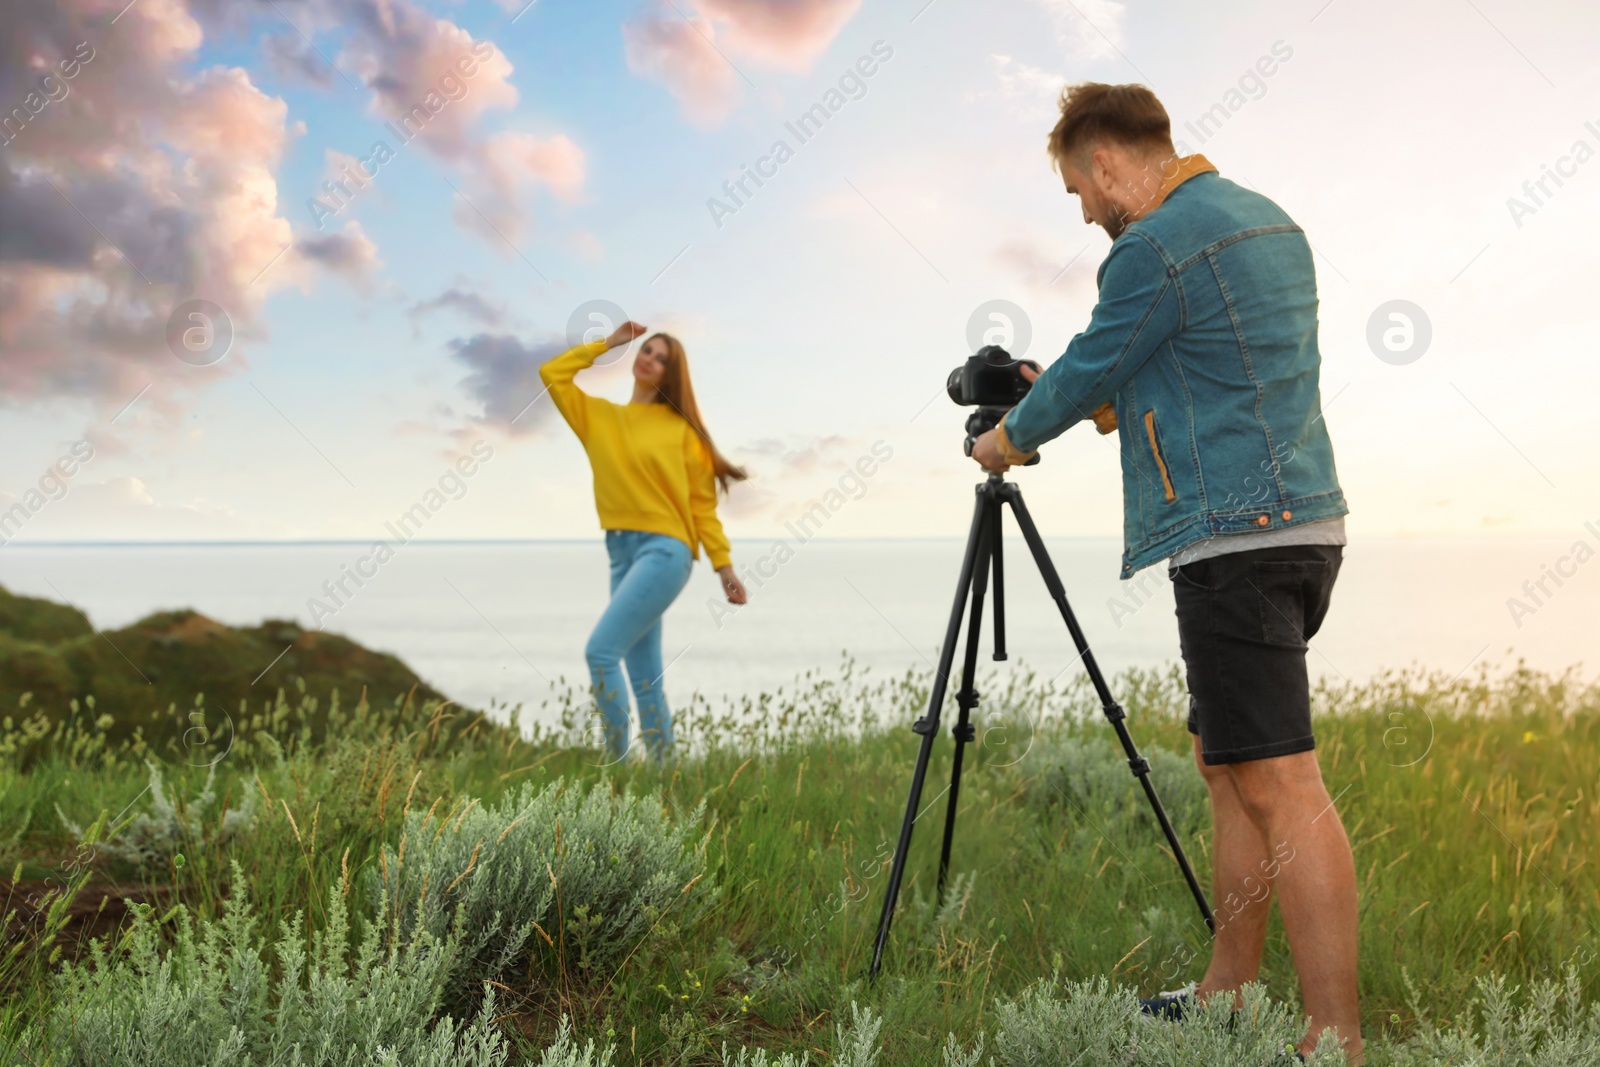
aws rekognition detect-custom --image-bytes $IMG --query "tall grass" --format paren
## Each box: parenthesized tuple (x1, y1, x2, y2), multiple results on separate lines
(2, 657, 1596, 1064)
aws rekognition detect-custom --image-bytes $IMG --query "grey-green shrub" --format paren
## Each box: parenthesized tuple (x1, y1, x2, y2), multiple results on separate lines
(372, 777, 716, 986)
(830, 1002, 884, 1067)
(718, 1045, 811, 1067)
(1020, 731, 1207, 840)
(530, 1018, 617, 1067)
(987, 973, 1143, 1067)
(987, 974, 1350, 1066)
(940, 1031, 985, 1067)
(717, 1003, 879, 1067)
(56, 759, 256, 869)
(21, 862, 506, 1067)
(1128, 982, 1349, 1066)
(1375, 966, 1600, 1066)
(715, 1004, 882, 1067)
(778, 971, 1597, 1066)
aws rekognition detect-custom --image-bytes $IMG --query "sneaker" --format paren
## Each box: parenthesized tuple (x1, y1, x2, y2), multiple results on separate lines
(1138, 981, 1197, 1020)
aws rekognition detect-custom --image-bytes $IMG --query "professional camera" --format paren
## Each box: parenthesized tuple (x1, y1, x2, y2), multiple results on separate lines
(948, 345, 1042, 463)
(947, 344, 1039, 407)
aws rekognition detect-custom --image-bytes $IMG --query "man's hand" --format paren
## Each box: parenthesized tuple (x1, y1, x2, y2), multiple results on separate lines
(970, 363, 1041, 472)
(604, 321, 648, 349)
(971, 427, 1010, 472)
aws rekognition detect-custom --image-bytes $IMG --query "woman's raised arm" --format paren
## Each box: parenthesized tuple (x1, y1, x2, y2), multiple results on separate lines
(539, 321, 648, 440)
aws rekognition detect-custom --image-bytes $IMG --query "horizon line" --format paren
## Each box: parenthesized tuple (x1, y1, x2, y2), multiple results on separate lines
(0, 531, 1575, 549)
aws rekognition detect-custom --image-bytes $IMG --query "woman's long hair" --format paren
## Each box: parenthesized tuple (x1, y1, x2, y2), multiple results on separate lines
(648, 332, 748, 494)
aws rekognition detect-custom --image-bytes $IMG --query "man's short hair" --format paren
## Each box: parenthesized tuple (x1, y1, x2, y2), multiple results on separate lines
(1047, 82, 1175, 172)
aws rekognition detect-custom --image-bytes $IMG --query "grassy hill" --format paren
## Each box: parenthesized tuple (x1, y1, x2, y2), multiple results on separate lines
(0, 583, 451, 749)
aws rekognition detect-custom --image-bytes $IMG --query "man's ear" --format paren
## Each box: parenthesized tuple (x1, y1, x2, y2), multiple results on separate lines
(1088, 145, 1116, 191)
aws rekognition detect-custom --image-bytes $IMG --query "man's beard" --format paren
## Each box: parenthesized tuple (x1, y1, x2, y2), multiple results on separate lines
(1099, 209, 1129, 240)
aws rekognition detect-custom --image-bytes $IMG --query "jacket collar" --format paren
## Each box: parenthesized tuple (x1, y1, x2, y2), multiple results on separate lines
(1145, 153, 1217, 212)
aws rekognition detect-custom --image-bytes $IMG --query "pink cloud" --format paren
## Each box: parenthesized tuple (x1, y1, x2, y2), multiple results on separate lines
(304, 0, 580, 252)
(296, 220, 382, 289)
(0, 0, 292, 420)
(623, 12, 741, 127)
(341, 11, 519, 161)
(698, 0, 862, 70)
(455, 132, 587, 247)
(624, 0, 863, 125)
(0, 0, 588, 420)
(483, 132, 586, 202)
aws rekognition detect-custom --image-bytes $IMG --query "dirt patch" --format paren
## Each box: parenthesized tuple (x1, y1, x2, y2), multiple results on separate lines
(159, 611, 231, 642)
(1, 875, 199, 964)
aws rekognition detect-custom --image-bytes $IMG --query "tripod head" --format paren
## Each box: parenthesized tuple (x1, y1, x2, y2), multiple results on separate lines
(951, 346, 1042, 465)
(962, 407, 1040, 466)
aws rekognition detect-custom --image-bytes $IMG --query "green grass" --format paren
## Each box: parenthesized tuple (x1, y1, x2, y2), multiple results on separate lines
(2, 657, 1596, 1064)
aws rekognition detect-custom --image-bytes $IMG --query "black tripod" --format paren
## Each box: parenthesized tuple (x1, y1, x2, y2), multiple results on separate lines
(868, 471, 1215, 979)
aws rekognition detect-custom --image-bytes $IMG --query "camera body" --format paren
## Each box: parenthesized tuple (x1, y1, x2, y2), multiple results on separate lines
(947, 344, 1039, 407)
(948, 345, 1042, 464)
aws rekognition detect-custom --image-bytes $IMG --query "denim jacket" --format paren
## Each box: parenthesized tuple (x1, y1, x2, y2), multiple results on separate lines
(1001, 160, 1348, 578)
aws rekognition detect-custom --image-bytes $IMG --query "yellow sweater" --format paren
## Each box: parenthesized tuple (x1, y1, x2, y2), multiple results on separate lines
(540, 340, 733, 570)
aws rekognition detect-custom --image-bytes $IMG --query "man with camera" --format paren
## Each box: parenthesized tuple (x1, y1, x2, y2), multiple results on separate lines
(971, 83, 1361, 1063)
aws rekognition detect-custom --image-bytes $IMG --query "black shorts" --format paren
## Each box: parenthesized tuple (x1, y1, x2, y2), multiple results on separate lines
(1172, 543, 1342, 765)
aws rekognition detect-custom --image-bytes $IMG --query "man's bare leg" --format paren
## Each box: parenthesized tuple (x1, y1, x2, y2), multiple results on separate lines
(1192, 735, 1274, 1003)
(1228, 750, 1363, 1064)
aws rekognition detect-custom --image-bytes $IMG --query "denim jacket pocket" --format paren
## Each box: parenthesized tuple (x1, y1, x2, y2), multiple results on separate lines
(1143, 409, 1178, 505)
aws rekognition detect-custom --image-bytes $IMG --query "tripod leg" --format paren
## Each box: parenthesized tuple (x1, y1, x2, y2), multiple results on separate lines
(1001, 484, 1216, 934)
(990, 496, 1007, 662)
(870, 482, 991, 979)
(936, 495, 994, 905)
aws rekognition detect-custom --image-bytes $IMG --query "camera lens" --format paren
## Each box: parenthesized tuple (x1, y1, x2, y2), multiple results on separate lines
(946, 365, 967, 405)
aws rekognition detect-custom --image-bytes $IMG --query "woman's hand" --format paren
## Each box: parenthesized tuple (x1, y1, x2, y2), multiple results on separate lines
(717, 565, 748, 604)
(605, 321, 648, 349)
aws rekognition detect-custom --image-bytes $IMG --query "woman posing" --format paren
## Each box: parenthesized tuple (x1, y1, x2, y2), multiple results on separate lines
(540, 321, 748, 761)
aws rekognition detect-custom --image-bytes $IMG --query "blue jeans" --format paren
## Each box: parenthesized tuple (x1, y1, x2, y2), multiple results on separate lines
(585, 530, 693, 760)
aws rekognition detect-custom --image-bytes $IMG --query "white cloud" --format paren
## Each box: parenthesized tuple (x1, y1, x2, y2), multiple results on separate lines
(5, 476, 300, 541)
(1032, 0, 1127, 61)
(977, 53, 1066, 123)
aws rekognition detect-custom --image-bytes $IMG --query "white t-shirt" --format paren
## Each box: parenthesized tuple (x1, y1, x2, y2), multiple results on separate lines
(1167, 516, 1346, 576)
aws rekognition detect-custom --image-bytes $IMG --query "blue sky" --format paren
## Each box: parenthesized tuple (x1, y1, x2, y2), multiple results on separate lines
(3, 0, 1598, 553)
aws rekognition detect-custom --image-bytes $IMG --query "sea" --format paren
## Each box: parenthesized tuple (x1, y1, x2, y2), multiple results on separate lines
(1, 538, 1594, 731)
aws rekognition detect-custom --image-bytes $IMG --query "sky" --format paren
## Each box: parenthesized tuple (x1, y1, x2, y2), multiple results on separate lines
(3, 0, 1599, 551)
